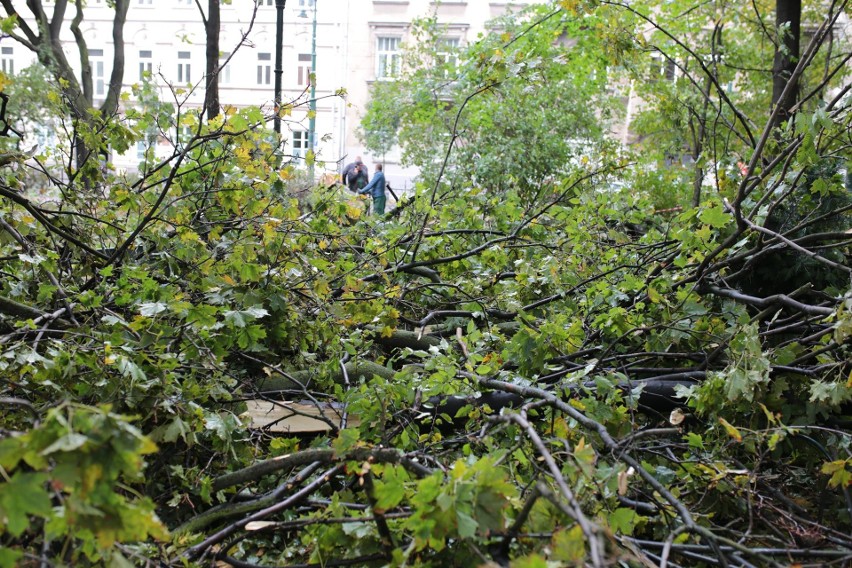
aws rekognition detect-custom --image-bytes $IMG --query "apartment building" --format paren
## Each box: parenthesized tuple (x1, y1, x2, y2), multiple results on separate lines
(1, 0, 535, 187)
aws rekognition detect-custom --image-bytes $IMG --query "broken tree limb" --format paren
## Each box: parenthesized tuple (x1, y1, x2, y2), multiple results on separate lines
(0, 295, 73, 329)
(256, 360, 395, 392)
(212, 446, 432, 492)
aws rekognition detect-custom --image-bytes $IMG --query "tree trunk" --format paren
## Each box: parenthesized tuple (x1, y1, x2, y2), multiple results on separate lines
(2, 0, 128, 176)
(770, 0, 801, 131)
(204, 0, 221, 121)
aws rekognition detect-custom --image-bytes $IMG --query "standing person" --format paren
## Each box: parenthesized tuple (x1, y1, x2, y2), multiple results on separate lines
(357, 164, 387, 215)
(341, 156, 369, 193)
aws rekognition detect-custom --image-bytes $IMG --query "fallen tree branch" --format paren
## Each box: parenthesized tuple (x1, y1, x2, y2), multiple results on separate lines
(702, 285, 834, 316)
(256, 360, 395, 392)
(212, 447, 432, 492)
(184, 463, 347, 561)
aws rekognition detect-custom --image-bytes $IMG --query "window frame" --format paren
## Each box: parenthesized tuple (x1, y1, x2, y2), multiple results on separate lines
(218, 52, 231, 85)
(375, 36, 402, 80)
(257, 52, 272, 85)
(90, 48, 106, 96)
(435, 37, 460, 75)
(649, 52, 676, 83)
(138, 49, 153, 80)
(1, 46, 14, 75)
(177, 50, 192, 84)
(292, 130, 308, 158)
(297, 53, 312, 87)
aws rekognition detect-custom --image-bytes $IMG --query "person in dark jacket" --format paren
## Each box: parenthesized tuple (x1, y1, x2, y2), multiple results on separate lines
(357, 163, 386, 215)
(341, 157, 369, 192)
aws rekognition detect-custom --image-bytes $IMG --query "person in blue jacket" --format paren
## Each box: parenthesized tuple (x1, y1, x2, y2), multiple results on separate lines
(357, 163, 387, 215)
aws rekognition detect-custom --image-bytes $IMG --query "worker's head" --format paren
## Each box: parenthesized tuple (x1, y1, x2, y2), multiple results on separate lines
(375, 164, 383, 171)
(355, 156, 363, 164)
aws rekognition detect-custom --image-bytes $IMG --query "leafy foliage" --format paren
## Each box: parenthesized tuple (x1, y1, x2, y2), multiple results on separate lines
(1, 0, 851, 566)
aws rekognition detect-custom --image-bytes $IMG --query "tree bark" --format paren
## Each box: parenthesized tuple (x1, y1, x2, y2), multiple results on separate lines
(2, 0, 128, 174)
(770, 0, 801, 131)
(204, 0, 221, 121)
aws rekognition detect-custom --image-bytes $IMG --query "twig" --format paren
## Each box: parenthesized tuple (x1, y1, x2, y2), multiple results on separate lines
(184, 464, 346, 561)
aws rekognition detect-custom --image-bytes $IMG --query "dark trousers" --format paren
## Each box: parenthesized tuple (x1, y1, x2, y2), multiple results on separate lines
(372, 195, 386, 215)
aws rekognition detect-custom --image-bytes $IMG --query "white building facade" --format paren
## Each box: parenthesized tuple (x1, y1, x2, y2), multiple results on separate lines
(1, 0, 535, 187)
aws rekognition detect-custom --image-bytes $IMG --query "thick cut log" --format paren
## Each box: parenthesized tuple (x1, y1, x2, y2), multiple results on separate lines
(242, 400, 359, 433)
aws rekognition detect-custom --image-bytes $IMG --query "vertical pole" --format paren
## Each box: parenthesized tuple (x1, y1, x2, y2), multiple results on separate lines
(308, 0, 317, 178)
(274, 0, 286, 134)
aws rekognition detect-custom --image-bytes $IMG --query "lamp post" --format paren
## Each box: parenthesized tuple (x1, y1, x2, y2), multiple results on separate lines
(273, 0, 285, 134)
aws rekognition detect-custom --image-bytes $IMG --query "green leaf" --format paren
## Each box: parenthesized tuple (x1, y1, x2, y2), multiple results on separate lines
(685, 432, 704, 450)
(186, 304, 218, 328)
(0, 472, 53, 536)
(510, 554, 548, 568)
(0, 547, 23, 568)
(374, 465, 406, 510)
(0, 15, 18, 35)
(138, 302, 168, 316)
(150, 417, 192, 444)
(551, 524, 585, 562)
(332, 428, 361, 454)
(608, 507, 639, 535)
(238, 263, 263, 281)
(456, 510, 478, 538)
(41, 432, 88, 455)
(698, 205, 730, 229)
(223, 310, 246, 328)
(242, 306, 269, 319)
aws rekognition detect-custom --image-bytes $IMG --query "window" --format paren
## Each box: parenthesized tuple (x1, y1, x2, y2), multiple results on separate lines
(178, 125, 193, 148)
(436, 38, 459, 70)
(297, 53, 311, 86)
(292, 130, 307, 158)
(137, 0, 152, 5)
(649, 52, 676, 82)
(139, 50, 152, 80)
(1, 46, 13, 75)
(90, 49, 105, 96)
(137, 130, 156, 161)
(257, 52, 271, 85)
(35, 124, 58, 151)
(218, 52, 231, 84)
(177, 51, 191, 83)
(177, 0, 192, 4)
(256, 0, 273, 6)
(376, 37, 401, 79)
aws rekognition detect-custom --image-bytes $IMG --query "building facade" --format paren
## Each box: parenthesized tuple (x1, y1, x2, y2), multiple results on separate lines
(1, 0, 535, 187)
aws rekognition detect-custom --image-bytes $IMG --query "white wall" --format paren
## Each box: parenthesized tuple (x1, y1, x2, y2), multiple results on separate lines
(4, 0, 537, 184)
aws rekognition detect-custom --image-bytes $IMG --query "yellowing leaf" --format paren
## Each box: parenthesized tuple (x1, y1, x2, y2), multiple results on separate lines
(719, 418, 742, 442)
(821, 460, 852, 488)
(647, 286, 662, 303)
(551, 525, 585, 562)
(574, 437, 596, 466)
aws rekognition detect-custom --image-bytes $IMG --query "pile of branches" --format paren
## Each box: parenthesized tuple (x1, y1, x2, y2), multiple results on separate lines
(1, 4, 851, 568)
